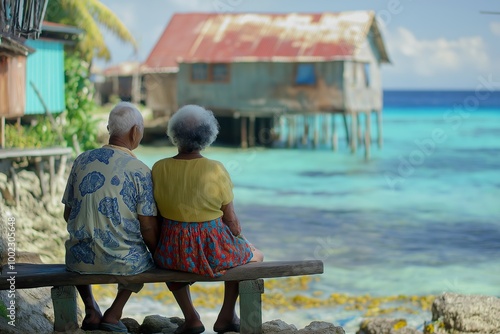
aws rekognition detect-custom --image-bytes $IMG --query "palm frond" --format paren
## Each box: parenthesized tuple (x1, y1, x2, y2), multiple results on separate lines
(70, 0, 110, 60)
(45, 0, 137, 61)
(87, 0, 138, 51)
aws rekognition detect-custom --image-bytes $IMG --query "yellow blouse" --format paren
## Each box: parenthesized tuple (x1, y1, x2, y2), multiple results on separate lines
(152, 157, 234, 222)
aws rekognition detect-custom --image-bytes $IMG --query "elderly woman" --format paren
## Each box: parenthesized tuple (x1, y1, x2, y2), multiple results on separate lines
(152, 105, 263, 334)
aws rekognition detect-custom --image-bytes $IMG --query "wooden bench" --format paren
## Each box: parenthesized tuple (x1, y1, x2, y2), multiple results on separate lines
(0, 260, 323, 333)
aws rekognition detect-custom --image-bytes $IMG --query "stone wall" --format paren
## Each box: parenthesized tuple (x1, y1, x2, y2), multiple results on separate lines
(0, 206, 56, 333)
(0, 169, 67, 264)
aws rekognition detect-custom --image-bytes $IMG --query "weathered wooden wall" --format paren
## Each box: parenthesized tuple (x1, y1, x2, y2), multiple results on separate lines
(177, 61, 346, 114)
(144, 72, 177, 118)
(0, 55, 26, 118)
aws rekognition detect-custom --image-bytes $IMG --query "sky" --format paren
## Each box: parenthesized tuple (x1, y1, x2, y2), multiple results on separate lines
(95, 0, 500, 90)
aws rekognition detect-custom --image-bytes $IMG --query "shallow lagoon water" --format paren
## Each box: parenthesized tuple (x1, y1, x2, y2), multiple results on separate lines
(119, 102, 500, 333)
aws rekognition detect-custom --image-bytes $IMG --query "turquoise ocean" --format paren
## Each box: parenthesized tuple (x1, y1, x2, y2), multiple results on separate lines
(122, 90, 500, 333)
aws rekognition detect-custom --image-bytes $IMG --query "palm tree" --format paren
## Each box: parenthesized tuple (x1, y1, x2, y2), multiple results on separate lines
(45, 0, 137, 62)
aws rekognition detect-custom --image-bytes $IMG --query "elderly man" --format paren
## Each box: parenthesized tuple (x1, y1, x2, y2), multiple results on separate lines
(62, 102, 158, 332)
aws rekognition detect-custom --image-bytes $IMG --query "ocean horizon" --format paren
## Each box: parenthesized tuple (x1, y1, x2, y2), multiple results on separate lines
(120, 89, 500, 333)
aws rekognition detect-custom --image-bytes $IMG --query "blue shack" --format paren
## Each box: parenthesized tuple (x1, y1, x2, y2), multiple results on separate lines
(24, 21, 81, 117)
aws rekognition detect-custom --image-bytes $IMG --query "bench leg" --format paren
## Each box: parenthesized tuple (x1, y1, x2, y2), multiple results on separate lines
(51, 286, 79, 332)
(239, 279, 264, 334)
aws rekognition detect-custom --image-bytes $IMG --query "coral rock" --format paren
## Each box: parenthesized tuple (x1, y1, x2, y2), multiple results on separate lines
(299, 320, 346, 333)
(356, 318, 420, 334)
(263, 319, 299, 333)
(122, 317, 141, 333)
(432, 293, 500, 334)
(140, 315, 179, 334)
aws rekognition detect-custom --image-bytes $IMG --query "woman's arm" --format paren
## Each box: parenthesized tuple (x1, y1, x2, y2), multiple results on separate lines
(221, 201, 241, 236)
(138, 215, 160, 254)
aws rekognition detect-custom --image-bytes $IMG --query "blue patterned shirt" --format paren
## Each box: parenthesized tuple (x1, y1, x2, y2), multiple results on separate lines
(62, 146, 157, 275)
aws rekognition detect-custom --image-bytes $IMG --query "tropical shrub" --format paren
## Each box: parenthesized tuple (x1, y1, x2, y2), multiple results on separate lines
(63, 53, 100, 151)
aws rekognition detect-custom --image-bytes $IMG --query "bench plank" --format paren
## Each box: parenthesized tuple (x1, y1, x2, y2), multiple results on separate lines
(0, 260, 323, 290)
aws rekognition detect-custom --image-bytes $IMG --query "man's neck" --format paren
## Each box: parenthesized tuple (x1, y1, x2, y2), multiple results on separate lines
(108, 136, 133, 151)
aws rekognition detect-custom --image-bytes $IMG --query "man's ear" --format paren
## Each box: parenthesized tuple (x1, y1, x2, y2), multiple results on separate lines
(131, 125, 139, 142)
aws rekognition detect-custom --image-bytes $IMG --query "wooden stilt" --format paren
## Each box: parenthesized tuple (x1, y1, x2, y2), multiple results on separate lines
(72, 134, 81, 156)
(240, 117, 248, 149)
(302, 115, 309, 146)
(52, 286, 79, 332)
(287, 117, 293, 148)
(279, 116, 285, 142)
(365, 111, 372, 160)
(332, 115, 338, 152)
(0, 116, 5, 149)
(291, 116, 298, 148)
(239, 279, 264, 334)
(49, 156, 56, 199)
(350, 112, 357, 153)
(35, 158, 47, 197)
(376, 110, 383, 149)
(322, 114, 329, 145)
(357, 113, 363, 147)
(56, 155, 68, 194)
(342, 113, 350, 148)
(313, 114, 319, 148)
(294, 116, 300, 148)
(248, 115, 255, 147)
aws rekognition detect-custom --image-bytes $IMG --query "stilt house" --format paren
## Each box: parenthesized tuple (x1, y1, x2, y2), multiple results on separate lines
(143, 12, 390, 157)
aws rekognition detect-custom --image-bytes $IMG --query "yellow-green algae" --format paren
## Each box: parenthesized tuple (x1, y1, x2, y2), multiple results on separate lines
(424, 318, 446, 334)
(91, 276, 435, 317)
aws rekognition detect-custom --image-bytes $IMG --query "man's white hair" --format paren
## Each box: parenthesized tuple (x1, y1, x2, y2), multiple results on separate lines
(167, 105, 219, 151)
(108, 102, 144, 136)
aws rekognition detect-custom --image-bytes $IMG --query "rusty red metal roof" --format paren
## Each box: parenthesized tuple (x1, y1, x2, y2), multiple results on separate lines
(101, 61, 141, 76)
(143, 11, 389, 72)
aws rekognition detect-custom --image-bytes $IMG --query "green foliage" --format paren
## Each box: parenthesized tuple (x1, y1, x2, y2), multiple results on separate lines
(63, 53, 100, 151)
(45, 0, 137, 62)
(5, 117, 61, 149)
(5, 54, 99, 151)
(0, 300, 7, 319)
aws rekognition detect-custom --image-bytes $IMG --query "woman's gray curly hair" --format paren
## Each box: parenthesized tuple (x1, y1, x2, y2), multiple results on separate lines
(167, 105, 219, 152)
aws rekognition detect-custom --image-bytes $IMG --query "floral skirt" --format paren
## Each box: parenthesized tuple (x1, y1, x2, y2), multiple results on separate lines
(154, 217, 253, 278)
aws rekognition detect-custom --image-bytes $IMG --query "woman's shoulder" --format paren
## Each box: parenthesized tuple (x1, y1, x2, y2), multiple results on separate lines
(202, 157, 226, 169)
(152, 157, 173, 169)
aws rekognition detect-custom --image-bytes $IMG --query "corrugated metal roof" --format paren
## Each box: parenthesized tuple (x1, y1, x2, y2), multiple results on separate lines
(42, 21, 83, 35)
(101, 61, 141, 76)
(143, 11, 389, 71)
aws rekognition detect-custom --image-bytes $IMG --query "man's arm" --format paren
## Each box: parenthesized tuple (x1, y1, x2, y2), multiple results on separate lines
(221, 201, 242, 236)
(138, 215, 160, 254)
(63, 205, 71, 223)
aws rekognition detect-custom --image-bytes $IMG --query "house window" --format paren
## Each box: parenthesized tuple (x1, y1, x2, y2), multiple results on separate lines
(191, 63, 209, 81)
(295, 63, 316, 85)
(191, 63, 230, 82)
(364, 63, 371, 87)
(212, 63, 229, 82)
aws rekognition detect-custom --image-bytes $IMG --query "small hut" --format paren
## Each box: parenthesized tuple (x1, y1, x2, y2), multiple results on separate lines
(93, 61, 143, 105)
(143, 12, 390, 158)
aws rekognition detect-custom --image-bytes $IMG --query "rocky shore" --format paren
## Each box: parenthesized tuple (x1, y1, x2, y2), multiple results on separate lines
(1, 167, 500, 333)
